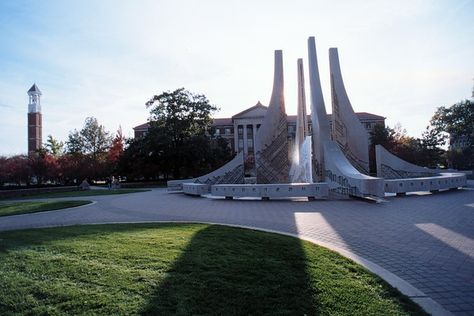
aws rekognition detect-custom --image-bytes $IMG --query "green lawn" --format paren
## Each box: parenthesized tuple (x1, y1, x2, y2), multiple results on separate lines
(0, 200, 92, 217)
(0, 223, 426, 315)
(8, 188, 149, 200)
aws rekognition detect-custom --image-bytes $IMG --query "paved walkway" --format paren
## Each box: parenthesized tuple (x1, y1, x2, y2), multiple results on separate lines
(1, 183, 473, 315)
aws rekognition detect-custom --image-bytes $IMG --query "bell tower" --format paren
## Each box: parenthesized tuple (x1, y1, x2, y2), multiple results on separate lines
(27, 83, 42, 154)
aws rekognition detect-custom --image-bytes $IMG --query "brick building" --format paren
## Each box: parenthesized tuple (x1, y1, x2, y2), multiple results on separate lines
(133, 101, 385, 155)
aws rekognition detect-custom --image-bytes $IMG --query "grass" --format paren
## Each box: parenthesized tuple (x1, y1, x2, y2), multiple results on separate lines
(7, 189, 149, 200)
(0, 200, 92, 217)
(0, 223, 427, 315)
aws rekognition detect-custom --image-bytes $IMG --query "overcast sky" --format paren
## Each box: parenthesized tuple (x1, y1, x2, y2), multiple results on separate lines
(0, 0, 473, 155)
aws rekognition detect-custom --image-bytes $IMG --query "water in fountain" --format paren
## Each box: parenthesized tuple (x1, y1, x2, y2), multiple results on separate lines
(289, 136, 313, 183)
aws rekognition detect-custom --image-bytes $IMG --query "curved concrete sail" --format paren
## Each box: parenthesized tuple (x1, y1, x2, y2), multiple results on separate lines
(375, 145, 440, 179)
(307, 37, 331, 181)
(167, 152, 244, 191)
(255, 50, 290, 183)
(324, 141, 384, 198)
(329, 48, 370, 174)
(290, 58, 313, 183)
(295, 58, 309, 151)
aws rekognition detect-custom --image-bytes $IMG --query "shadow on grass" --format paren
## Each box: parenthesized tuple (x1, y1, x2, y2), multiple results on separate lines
(140, 225, 318, 315)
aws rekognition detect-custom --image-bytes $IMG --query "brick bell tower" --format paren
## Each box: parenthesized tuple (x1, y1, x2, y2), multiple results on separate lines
(27, 83, 42, 154)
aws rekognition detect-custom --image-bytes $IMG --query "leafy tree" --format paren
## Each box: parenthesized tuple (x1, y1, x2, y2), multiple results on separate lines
(80, 117, 113, 158)
(144, 88, 220, 179)
(0, 155, 30, 186)
(108, 127, 125, 164)
(119, 88, 232, 180)
(430, 99, 474, 169)
(45, 135, 64, 157)
(66, 130, 84, 154)
(370, 123, 445, 171)
(65, 117, 113, 181)
(430, 99, 474, 147)
(28, 149, 59, 185)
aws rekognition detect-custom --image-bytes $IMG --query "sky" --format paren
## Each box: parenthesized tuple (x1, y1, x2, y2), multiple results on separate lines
(0, 0, 473, 155)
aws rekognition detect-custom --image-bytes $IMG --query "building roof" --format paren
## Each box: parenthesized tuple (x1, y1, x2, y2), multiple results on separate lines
(213, 118, 233, 125)
(354, 112, 385, 121)
(133, 122, 150, 130)
(28, 83, 42, 95)
(133, 104, 385, 131)
(231, 101, 266, 119)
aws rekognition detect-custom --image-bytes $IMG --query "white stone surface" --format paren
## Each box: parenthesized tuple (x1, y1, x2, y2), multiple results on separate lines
(167, 152, 244, 191)
(183, 183, 210, 196)
(211, 183, 328, 199)
(290, 136, 313, 183)
(324, 141, 385, 198)
(308, 37, 331, 181)
(255, 50, 290, 183)
(383, 172, 467, 193)
(295, 58, 309, 151)
(329, 48, 370, 174)
(290, 59, 312, 183)
(376, 145, 440, 179)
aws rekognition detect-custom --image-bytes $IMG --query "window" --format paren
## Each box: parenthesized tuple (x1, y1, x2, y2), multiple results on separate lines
(247, 125, 253, 135)
(248, 139, 253, 148)
(225, 128, 232, 134)
(238, 125, 243, 135)
(238, 139, 243, 148)
(215, 129, 220, 135)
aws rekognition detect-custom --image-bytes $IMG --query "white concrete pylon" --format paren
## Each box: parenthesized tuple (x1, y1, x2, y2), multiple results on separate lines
(329, 47, 370, 174)
(307, 37, 331, 181)
(255, 50, 290, 183)
(295, 58, 309, 151)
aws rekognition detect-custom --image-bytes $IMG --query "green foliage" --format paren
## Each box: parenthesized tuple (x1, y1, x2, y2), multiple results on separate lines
(66, 117, 112, 157)
(146, 88, 217, 139)
(369, 123, 445, 171)
(0, 200, 91, 217)
(430, 99, 474, 170)
(45, 135, 64, 157)
(0, 224, 426, 315)
(430, 99, 474, 144)
(64, 117, 114, 181)
(120, 88, 232, 180)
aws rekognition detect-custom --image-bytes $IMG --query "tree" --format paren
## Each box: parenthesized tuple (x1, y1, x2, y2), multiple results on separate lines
(430, 99, 474, 147)
(28, 149, 59, 185)
(0, 155, 30, 186)
(430, 99, 474, 169)
(45, 135, 64, 157)
(66, 130, 83, 154)
(369, 123, 445, 171)
(65, 117, 113, 181)
(108, 127, 125, 164)
(145, 88, 219, 179)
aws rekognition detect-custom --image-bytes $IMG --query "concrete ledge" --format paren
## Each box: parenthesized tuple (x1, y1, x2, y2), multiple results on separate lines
(211, 183, 329, 200)
(182, 183, 210, 196)
(384, 173, 467, 194)
(167, 179, 195, 192)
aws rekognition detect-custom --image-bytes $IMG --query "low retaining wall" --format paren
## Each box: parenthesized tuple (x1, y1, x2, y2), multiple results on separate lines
(383, 173, 467, 194)
(0, 186, 79, 199)
(211, 183, 329, 200)
(183, 183, 210, 196)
